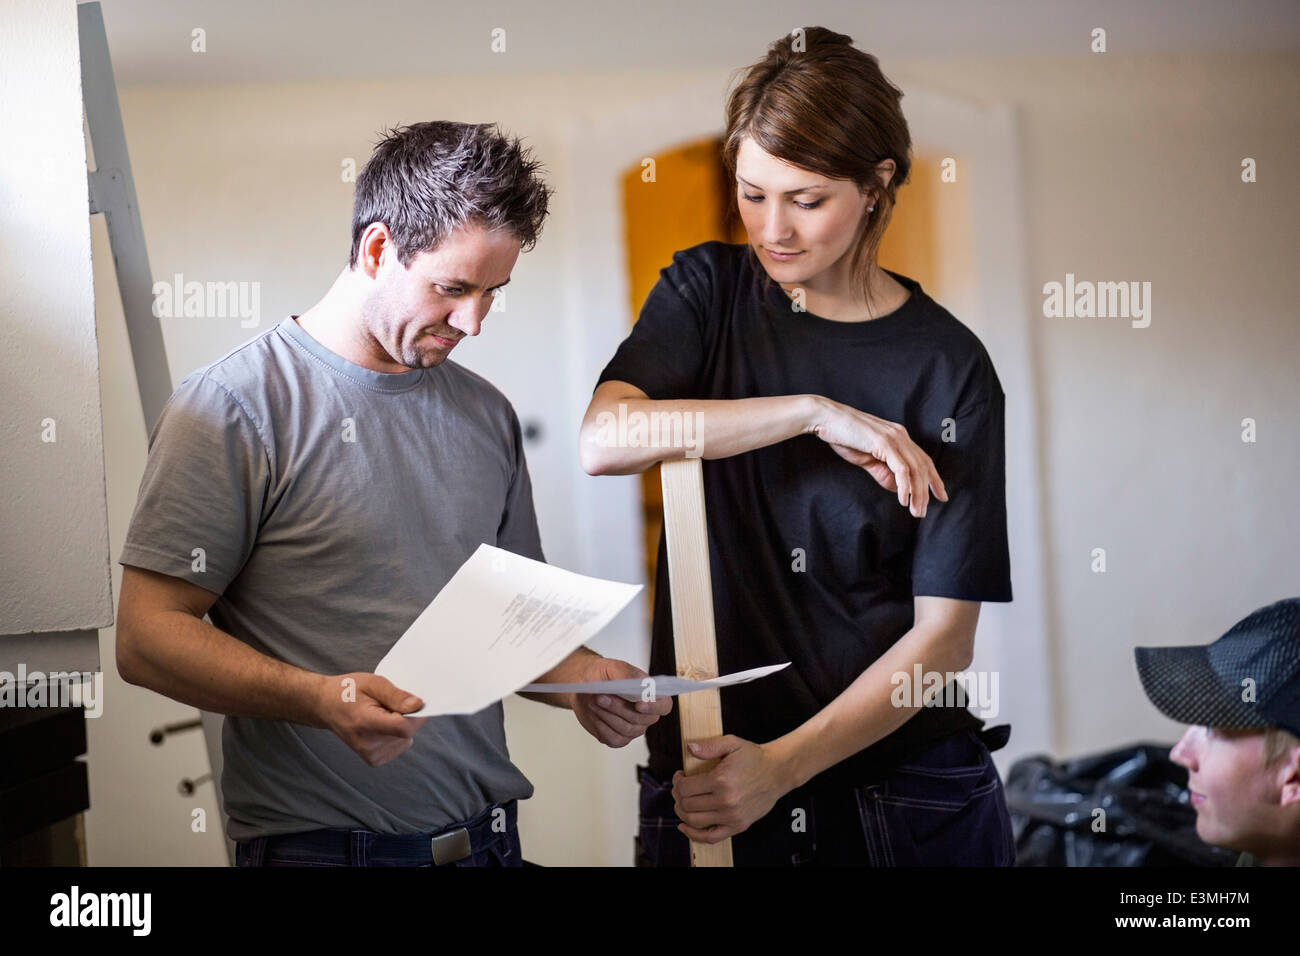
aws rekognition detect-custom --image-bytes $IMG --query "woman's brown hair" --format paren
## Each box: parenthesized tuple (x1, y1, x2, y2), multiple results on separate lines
(723, 26, 912, 313)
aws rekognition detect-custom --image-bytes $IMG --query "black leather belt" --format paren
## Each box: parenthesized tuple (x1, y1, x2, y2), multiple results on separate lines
(257, 799, 516, 866)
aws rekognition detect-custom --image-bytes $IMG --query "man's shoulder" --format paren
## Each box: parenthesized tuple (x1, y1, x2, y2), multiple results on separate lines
(179, 322, 287, 399)
(158, 323, 293, 444)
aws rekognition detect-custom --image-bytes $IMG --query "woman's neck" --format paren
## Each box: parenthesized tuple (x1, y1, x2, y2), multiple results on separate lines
(778, 261, 909, 322)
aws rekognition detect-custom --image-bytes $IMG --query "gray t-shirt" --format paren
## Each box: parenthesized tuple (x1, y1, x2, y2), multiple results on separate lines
(119, 315, 539, 841)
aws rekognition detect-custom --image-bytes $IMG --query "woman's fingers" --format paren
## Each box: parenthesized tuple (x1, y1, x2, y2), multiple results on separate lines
(894, 453, 914, 511)
(928, 452, 949, 502)
(879, 434, 917, 513)
(880, 430, 937, 517)
(823, 416, 946, 515)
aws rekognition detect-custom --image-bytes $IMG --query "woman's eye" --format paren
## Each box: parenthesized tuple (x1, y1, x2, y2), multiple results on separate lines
(740, 193, 820, 209)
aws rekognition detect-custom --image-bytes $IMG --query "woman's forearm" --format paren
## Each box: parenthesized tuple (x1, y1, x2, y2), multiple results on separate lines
(580, 388, 826, 475)
(769, 620, 977, 791)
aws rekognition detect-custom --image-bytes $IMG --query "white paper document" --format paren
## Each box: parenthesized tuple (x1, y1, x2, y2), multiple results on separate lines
(518, 662, 791, 700)
(375, 544, 642, 716)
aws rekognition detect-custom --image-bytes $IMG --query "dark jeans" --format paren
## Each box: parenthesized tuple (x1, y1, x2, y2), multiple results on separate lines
(636, 727, 1016, 866)
(235, 799, 522, 867)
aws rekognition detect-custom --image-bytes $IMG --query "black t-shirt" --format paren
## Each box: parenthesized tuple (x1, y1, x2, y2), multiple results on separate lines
(597, 240, 1013, 790)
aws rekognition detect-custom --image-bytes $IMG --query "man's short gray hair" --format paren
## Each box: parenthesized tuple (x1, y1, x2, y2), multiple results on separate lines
(348, 121, 552, 268)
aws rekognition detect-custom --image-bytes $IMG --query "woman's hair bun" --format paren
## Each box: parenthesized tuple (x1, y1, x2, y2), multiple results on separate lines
(771, 25, 855, 58)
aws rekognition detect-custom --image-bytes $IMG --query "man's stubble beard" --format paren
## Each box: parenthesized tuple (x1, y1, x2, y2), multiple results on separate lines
(360, 285, 441, 370)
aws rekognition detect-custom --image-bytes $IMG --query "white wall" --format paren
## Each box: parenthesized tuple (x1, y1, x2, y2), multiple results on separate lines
(0, 0, 112, 666)
(888, 52, 1300, 757)
(88, 51, 1300, 865)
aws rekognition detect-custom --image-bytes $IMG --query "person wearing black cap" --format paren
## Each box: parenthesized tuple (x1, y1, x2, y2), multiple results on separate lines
(1135, 598, 1300, 867)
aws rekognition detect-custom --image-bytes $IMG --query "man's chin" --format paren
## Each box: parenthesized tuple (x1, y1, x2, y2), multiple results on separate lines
(1194, 815, 1234, 850)
(414, 349, 449, 368)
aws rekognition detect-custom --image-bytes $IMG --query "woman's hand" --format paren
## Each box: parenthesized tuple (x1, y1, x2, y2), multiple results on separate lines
(671, 736, 795, 843)
(809, 397, 948, 517)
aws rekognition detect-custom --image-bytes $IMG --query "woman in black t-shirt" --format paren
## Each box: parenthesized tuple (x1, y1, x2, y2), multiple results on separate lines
(581, 27, 1016, 866)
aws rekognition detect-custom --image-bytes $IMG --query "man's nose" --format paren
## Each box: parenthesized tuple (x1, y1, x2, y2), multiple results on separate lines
(1170, 725, 1201, 770)
(446, 302, 486, 337)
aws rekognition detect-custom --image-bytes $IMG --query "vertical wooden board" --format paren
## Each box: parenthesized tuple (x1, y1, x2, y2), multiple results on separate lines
(659, 458, 733, 867)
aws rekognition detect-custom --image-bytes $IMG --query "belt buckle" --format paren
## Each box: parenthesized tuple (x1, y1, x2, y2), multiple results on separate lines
(430, 826, 472, 865)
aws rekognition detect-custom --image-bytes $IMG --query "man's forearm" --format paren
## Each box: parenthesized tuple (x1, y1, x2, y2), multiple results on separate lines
(581, 393, 826, 475)
(515, 645, 602, 709)
(770, 624, 974, 790)
(119, 610, 327, 727)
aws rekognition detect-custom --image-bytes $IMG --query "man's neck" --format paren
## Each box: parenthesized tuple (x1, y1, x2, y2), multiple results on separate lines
(294, 273, 401, 373)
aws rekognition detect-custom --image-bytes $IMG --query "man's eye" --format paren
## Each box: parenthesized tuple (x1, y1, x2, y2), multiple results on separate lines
(436, 285, 462, 296)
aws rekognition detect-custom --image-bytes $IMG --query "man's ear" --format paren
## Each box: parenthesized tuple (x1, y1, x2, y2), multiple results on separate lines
(357, 222, 395, 279)
(1277, 744, 1300, 808)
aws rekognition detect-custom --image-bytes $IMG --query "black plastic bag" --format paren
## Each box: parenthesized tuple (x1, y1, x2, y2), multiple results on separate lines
(1005, 743, 1240, 866)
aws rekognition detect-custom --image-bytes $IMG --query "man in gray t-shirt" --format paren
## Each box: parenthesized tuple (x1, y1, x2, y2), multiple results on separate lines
(115, 121, 670, 864)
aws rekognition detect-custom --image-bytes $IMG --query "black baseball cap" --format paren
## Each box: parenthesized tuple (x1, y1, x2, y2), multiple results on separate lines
(1135, 598, 1300, 740)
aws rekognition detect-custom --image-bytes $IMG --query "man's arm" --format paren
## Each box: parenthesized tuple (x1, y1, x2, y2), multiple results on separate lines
(117, 565, 327, 724)
(516, 644, 673, 748)
(580, 381, 947, 518)
(513, 645, 600, 711)
(116, 565, 427, 767)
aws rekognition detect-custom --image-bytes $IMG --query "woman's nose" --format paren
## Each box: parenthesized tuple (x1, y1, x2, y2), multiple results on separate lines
(763, 206, 792, 243)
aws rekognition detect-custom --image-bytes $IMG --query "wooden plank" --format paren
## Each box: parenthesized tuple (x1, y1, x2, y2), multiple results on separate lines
(659, 457, 733, 867)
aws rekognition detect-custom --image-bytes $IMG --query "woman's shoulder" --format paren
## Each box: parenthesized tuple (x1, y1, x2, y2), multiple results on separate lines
(650, 241, 753, 317)
(669, 239, 749, 267)
(660, 240, 749, 285)
(891, 275, 1005, 405)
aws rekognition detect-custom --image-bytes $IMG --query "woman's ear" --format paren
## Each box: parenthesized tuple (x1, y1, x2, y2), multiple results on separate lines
(873, 158, 896, 192)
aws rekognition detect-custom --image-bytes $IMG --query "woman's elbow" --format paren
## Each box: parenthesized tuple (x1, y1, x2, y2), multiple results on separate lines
(579, 420, 631, 475)
(579, 429, 612, 475)
(580, 446, 610, 476)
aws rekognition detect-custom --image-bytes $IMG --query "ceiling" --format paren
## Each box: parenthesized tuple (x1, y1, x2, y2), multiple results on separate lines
(89, 0, 1300, 86)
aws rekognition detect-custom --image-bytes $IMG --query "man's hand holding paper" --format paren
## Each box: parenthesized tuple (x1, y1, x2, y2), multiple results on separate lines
(372, 545, 779, 754)
(537, 651, 674, 748)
